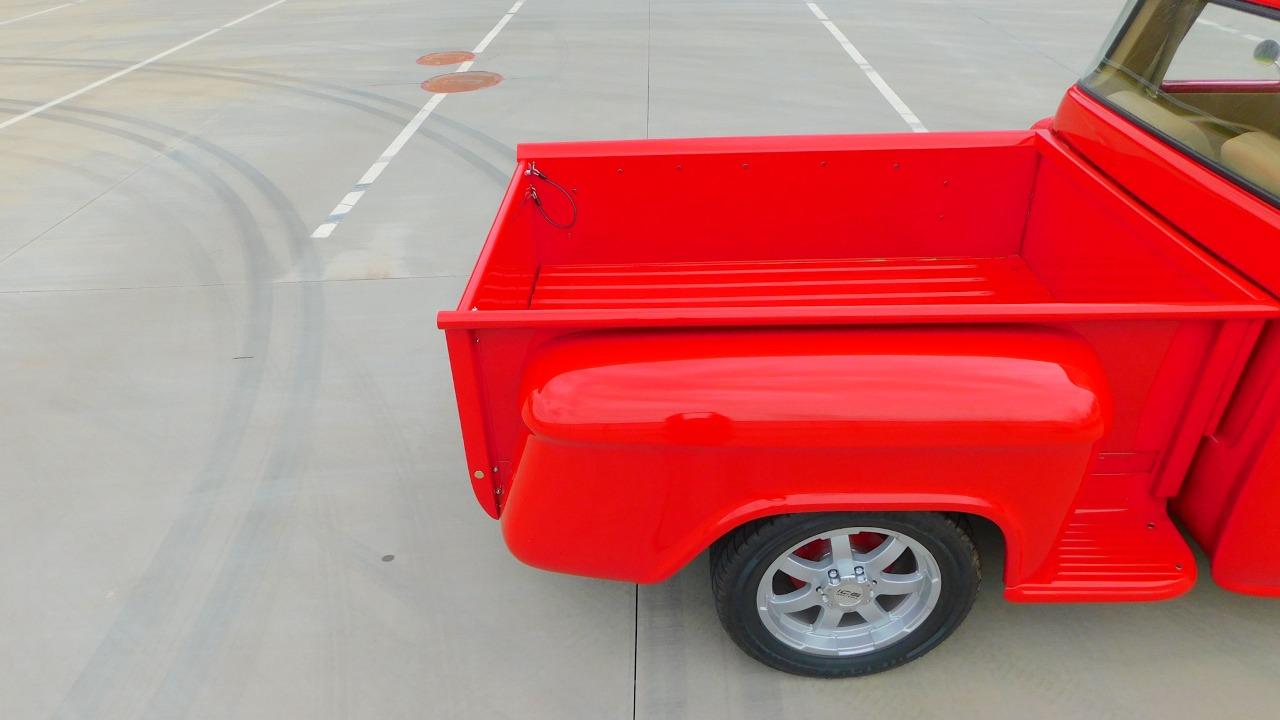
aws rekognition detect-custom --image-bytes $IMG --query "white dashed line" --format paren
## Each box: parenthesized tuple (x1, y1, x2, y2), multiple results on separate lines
(1197, 17, 1239, 34)
(310, 0, 526, 239)
(1197, 17, 1267, 44)
(0, 0, 288, 133)
(806, 2, 927, 132)
(0, 1, 79, 28)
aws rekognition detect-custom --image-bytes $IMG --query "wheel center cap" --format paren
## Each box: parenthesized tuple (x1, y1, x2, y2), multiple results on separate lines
(832, 585, 864, 607)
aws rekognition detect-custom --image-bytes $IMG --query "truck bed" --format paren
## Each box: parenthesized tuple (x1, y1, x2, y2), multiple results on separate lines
(443, 130, 1276, 325)
(529, 256, 1052, 310)
(439, 130, 1279, 601)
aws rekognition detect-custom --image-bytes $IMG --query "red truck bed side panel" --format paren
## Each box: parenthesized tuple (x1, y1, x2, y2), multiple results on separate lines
(504, 328, 1108, 586)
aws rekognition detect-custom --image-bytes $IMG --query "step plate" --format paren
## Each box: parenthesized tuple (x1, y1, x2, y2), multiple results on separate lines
(1006, 506, 1196, 602)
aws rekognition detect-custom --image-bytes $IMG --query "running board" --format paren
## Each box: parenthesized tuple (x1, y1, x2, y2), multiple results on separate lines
(1005, 504, 1196, 602)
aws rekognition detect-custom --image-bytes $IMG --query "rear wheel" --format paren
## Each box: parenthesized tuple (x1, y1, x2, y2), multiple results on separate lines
(711, 512, 979, 677)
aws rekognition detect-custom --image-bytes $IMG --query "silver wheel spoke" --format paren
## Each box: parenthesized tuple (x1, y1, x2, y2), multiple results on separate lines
(815, 606, 844, 631)
(828, 533, 855, 568)
(769, 587, 821, 614)
(756, 526, 942, 658)
(860, 536, 907, 573)
(779, 555, 829, 585)
(875, 571, 926, 595)
(856, 601, 889, 624)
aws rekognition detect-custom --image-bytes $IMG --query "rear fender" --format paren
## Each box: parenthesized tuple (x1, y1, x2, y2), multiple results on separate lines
(502, 328, 1110, 585)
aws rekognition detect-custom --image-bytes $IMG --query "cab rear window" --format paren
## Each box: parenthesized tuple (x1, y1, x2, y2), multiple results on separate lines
(1081, 0, 1280, 205)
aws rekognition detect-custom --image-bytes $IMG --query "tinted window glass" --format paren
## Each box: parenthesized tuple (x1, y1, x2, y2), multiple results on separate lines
(1082, 0, 1280, 203)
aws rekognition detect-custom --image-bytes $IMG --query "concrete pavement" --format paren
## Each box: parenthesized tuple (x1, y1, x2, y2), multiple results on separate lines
(3, 1, 1280, 718)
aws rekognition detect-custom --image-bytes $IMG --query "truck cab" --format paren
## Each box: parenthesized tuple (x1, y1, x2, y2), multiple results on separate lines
(440, 0, 1280, 676)
(1063, 0, 1280, 598)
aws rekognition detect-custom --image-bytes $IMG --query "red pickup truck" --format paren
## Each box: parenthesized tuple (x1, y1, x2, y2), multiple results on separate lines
(440, 0, 1280, 676)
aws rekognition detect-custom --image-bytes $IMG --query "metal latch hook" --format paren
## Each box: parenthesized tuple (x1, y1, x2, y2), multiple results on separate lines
(524, 161, 577, 230)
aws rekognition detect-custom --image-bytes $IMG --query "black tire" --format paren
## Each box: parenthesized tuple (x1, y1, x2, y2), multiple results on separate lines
(711, 512, 980, 678)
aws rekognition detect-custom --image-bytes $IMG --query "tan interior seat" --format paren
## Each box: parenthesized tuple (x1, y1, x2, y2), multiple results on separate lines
(1107, 90, 1216, 157)
(1221, 131, 1280, 198)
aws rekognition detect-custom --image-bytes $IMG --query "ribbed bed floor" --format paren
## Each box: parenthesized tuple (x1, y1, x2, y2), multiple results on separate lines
(529, 256, 1053, 309)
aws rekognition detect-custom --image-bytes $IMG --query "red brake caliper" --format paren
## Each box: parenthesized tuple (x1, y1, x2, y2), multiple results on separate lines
(789, 539, 825, 590)
(788, 533, 883, 589)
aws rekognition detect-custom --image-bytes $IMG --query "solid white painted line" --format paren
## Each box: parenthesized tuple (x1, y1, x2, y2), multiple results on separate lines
(0, 0, 287, 133)
(222, 0, 287, 29)
(473, 12, 516, 54)
(806, 2, 927, 133)
(380, 94, 447, 159)
(0, 1, 77, 28)
(310, 0, 526, 239)
(358, 162, 389, 186)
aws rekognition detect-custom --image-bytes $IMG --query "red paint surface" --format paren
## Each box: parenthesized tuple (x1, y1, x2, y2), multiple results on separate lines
(438, 0, 1280, 602)
(1052, 85, 1280, 596)
(1161, 80, 1280, 94)
(505, 328, 1111, 589)
(528, 257, 1053, 309)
